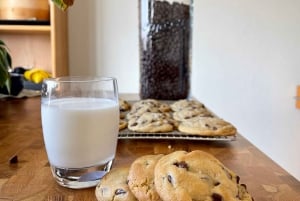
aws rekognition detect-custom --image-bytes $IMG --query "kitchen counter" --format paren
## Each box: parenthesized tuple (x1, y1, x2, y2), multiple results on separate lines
(0, 97, 299, 200)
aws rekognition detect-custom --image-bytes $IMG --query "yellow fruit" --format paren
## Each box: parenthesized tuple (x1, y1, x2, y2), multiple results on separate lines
(31, 72, 48, 84)
(24, 70, 34, 81)
(24, 68, 51, 83)
(31, 73, 44, 84)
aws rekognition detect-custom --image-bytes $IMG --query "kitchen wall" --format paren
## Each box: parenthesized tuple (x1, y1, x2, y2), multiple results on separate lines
(68, 0, 300, 181)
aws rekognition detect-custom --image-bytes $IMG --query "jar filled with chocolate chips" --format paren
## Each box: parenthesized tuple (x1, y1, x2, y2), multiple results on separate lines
(139, 0, 193, 100)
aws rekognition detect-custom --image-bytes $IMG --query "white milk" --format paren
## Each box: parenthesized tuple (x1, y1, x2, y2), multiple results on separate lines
(41, 97, 119, 168)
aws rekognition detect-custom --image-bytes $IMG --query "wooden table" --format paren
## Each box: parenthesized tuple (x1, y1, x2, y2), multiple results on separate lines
(1, 97, 300, 201)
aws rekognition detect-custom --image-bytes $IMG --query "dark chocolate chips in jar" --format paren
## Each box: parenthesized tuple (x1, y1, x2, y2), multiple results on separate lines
(139, 0, 192, 100)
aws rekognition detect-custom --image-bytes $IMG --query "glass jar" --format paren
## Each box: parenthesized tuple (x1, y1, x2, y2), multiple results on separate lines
(139, 0, 193, 100)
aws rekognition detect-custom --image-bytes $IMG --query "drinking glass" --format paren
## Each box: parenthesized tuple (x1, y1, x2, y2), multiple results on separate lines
(41, 76, 119, 189)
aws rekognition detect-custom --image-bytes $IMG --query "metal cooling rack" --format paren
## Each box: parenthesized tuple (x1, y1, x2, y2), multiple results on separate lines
(118, 129, 236, 141)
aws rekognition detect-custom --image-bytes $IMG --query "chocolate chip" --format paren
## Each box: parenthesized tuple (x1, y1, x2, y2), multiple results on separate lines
(141, 120, 148, 125)
(120, 108, 126, 112)
(214, 181, 220, 186)
(212, 193, 223, 201)
(237, 175, 240, 184)
(173, 161, 189, 170)
(200, 175, 220, 187)
(115, 188, 126, 195)
(221, 166, 232, 180)
(167, 174, 173, 184)
(130, 122, 138, 127)
(241, 183, 247, 189)
(212, 126, 218, 130)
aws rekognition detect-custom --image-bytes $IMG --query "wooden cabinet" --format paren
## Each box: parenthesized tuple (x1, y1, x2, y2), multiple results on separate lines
(0, 3, 68, 77)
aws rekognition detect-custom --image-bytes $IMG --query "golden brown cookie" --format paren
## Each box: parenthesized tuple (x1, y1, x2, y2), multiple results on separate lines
(120, 112, 126, 119)
(127, 112, 177, 133)
(173, 107, 213, 121)
(95, 167, 137, 201)
(170, 99, 205, 112)
(178, 117, 237, 136)
(131, 99, 171, 113)
(119, 119, 128, 131)
(119, 99, 131, 112)
(154, 150, 253, 201)
(127, 154, 164, 201)
(126, 105, 161, 120)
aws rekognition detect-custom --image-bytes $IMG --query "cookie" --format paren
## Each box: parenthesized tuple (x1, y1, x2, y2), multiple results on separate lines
(95, 167, 137, 201)
(131, 99, 171, 113)
(238, 184, 254, 200)
(119, 119, 128, 131)
(173, 107, 213, 122)
(154, 150, 253, 201)
(119, 99, 131, 112)
(178, 117, 237, 136)
(127, 112, 177, 133)
(126, 105, 161, 120)
(120, 112, 126, 119)
(170, 99, 205, 112)
(128, 154, 164, 201)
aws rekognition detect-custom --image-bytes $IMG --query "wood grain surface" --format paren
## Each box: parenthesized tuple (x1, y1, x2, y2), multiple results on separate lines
(0, 97, 300, 201)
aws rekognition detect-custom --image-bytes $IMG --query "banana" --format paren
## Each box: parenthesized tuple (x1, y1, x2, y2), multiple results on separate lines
(24, 68, 51, 84)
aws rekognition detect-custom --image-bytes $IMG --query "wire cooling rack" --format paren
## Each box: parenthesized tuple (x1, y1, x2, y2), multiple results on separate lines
(118, 129, 236, 141)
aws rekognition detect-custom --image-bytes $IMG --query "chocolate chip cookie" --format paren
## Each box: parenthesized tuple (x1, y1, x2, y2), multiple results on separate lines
(154, 150, 253, 201)
(128, 154, 164, 201)
(170, 99, 205, 112)
(128, 112, 177, 133)
(178, 117, 237, 136)
(95, 167, 137, 201)
(119, 119, 128, 131)
(173, 107, 213, 121)
(131, 99, 171, 113)
(126, 105, 161, 120)
(119, 99, 131, 112)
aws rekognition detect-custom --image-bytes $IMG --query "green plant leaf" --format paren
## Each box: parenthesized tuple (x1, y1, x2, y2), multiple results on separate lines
(0, 40, 12, 91)
(0, 44, 11, 68)
(0, 51, 9, 87)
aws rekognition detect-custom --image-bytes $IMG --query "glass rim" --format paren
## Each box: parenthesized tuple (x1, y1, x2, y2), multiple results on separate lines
(43, 76, 117, 83)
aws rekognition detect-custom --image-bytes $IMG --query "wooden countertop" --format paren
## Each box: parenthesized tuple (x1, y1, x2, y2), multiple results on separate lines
(0, 97, 300, 201)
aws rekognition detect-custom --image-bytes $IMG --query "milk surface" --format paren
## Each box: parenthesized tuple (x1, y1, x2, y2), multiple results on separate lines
(41, 97, 119, 168)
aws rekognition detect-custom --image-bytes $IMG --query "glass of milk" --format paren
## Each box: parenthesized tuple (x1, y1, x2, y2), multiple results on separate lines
(41, 76, 119, 189)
